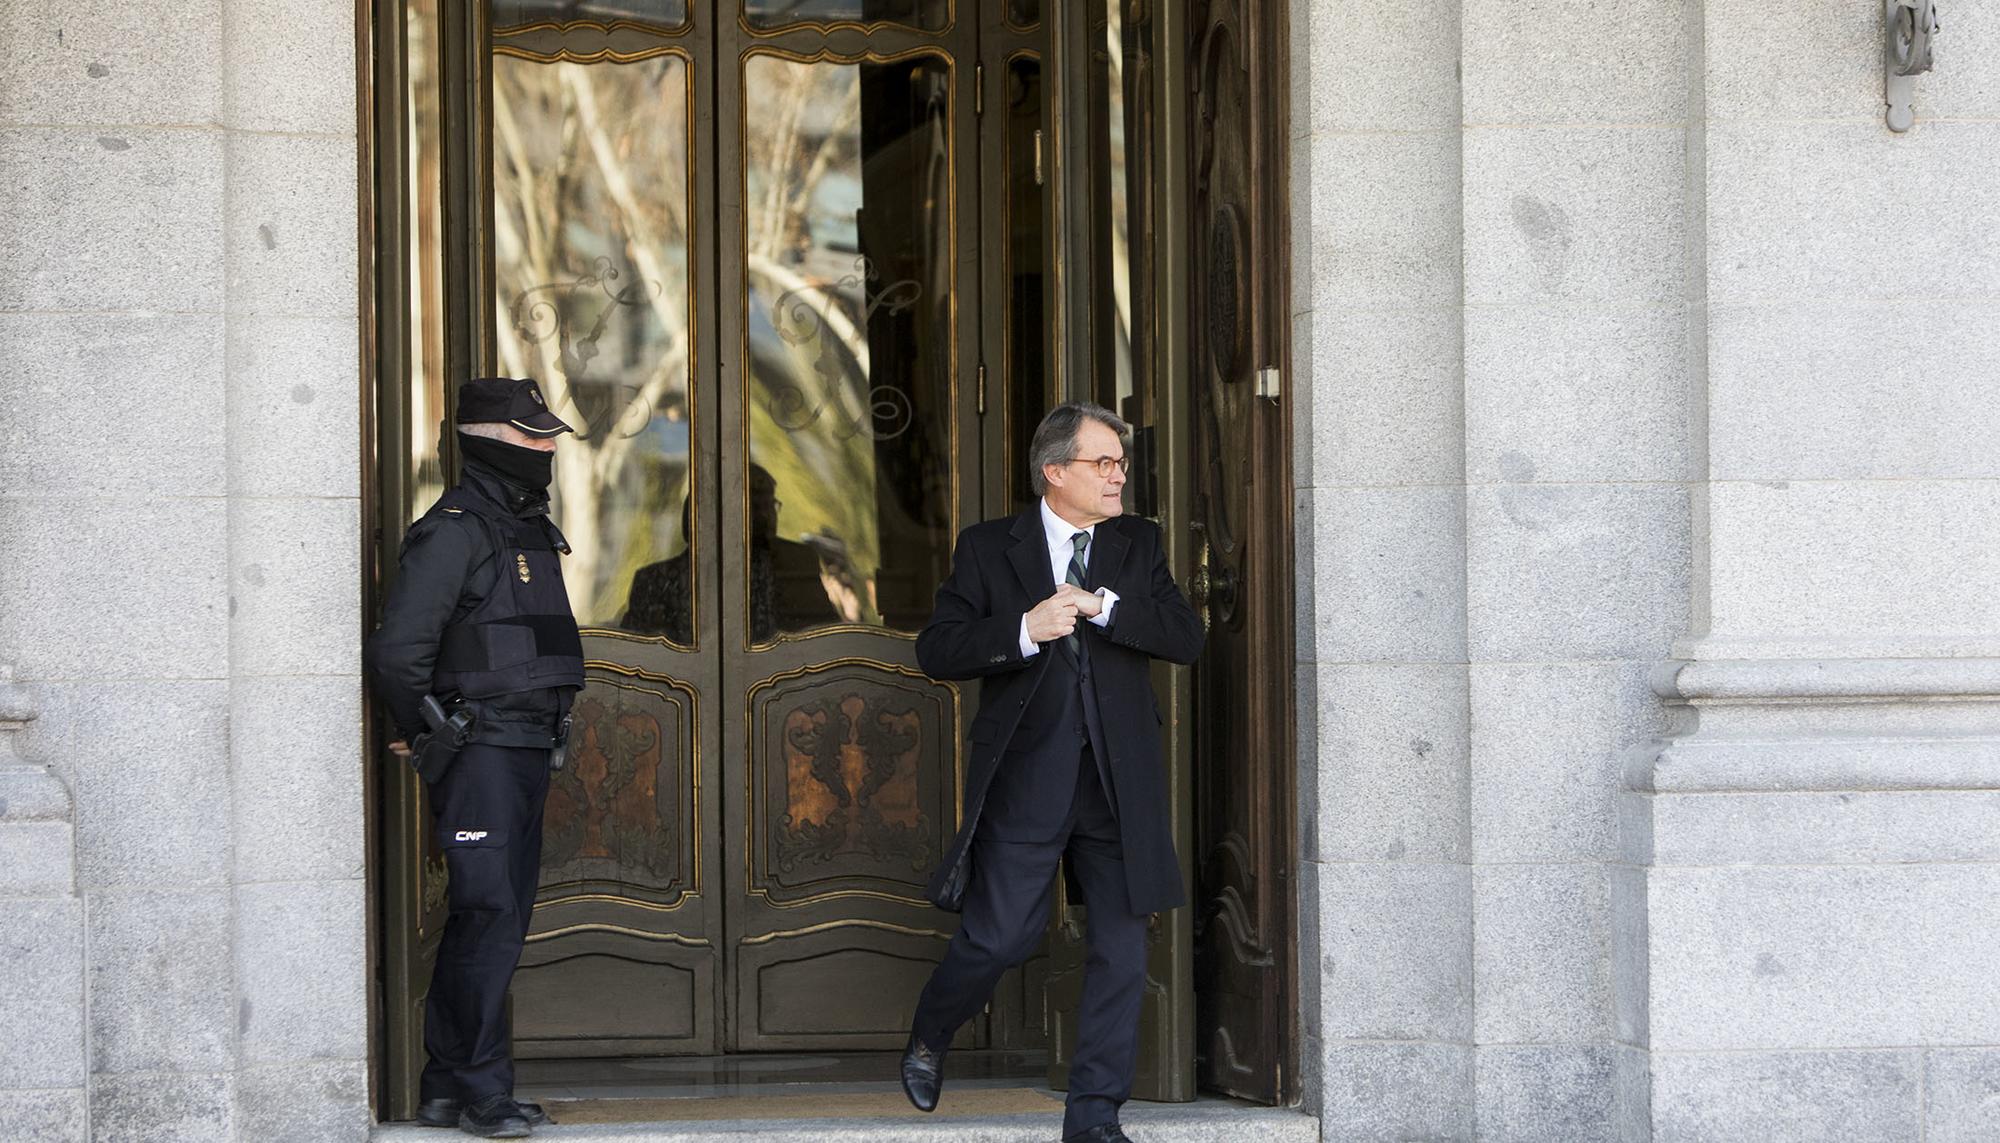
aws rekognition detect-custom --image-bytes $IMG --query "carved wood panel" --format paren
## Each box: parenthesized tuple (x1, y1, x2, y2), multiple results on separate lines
(732, 660, 966, 1049)
(517, 665, 721, 1056)
(747, 662, 958, 905)
(541, 676, 697, 900)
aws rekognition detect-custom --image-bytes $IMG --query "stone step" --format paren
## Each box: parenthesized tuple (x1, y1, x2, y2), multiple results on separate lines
(371, 1102, 1318, 1143)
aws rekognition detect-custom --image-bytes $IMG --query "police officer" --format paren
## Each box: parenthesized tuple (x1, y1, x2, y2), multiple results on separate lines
(366, 377, 583, 1139)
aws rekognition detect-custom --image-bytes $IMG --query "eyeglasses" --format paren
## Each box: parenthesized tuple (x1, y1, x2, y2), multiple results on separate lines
(1063, 455, 1131, 478)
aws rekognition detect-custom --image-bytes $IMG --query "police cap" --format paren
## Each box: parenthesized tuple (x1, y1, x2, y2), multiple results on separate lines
(455, 377, 574, 438)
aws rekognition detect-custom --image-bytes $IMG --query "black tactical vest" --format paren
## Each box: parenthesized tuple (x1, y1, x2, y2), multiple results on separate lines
(428, 489, 586, 701)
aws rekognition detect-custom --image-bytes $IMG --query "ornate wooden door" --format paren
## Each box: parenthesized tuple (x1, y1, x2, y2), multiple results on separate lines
(466, 0, 1030, 1055)
(380, 0, 1181, 1096)
(1187, 0, 1294, 1104)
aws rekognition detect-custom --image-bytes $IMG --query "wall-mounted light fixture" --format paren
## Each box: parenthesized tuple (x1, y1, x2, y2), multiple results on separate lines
(1885, 0, 1940, 132)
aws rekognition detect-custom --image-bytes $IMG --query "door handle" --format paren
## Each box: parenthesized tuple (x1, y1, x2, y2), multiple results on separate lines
(1188, 527, 1210, 632)
(1189, 541, 1211, 632)
(1187, 524, 1236, 632)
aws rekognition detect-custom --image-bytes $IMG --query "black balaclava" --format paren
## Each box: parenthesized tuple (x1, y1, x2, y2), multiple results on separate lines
(459, 431, 555, 494)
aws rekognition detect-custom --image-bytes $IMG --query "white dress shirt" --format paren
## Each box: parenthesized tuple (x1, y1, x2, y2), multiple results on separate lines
(1017, 498, 1120, 658)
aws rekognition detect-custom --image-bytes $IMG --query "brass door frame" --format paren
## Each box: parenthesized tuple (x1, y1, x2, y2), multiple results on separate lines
(366, 0, 486, 1118)
(977, 0, 1054, 525)
(368, 0, 525, 1111)
(359, 0, 384, 1115)
(1150, 0, 1200, 1104)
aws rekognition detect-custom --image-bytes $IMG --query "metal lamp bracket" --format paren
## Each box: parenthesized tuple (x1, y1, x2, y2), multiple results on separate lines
(1885, 0, 1940, 132)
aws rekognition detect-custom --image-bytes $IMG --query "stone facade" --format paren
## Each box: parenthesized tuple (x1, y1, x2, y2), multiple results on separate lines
(1, 0, 1994, 1139)
(1, 0, 369, 1138)
(1290, 0, 2000, 1140)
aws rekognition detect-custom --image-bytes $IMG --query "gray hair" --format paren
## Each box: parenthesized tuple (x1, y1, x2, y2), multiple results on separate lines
(1028, 401, 1130, 496)
(455, 422, 512, 441)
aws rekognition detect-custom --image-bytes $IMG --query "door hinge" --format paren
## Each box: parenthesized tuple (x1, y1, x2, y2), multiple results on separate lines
(1255, 365, 1282, 404)
(1034, 128, 1045, 186)
(975, 61, 984, 116)
(977, 362, 988, 415)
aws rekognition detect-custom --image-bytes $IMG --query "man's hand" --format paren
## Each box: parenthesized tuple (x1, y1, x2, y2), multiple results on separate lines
(1054, 583, 1103, 619)
(1024, 592, 1081, 643)
(388, 739, 413, 759)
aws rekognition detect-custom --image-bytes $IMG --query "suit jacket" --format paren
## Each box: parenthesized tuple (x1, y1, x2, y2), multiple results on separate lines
(915, 506, 1204, 915)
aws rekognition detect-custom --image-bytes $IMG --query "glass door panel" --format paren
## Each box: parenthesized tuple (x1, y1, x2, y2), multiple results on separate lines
(998, 52, 1047, 513)
(491, 51, 697, 634)
(405, 0, 451, 522)
(739, 53, 957, 643)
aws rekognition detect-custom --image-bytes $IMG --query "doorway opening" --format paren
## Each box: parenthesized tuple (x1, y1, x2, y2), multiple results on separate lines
(362, 0, 1295, 1121)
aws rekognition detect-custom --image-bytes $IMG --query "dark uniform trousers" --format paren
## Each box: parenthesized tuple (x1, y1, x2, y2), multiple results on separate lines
(913, 628, 1150, 1139)
(421, 742, 552, 1103)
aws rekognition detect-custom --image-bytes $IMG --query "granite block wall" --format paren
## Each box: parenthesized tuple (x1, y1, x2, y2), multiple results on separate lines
(1626, 0, 2000, 1138)
(1290, 0, 1474, 1135)
(0, 0, 369, 1137)
(1292, 0, 1998, 1139)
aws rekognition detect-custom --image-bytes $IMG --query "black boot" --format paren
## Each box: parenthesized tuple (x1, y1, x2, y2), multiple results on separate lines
(419, 1098, 550, 1128)
(900, 1031, 946, 1112)
(416, 1098, 461, 1128)
(457, 1094, 532, 1139)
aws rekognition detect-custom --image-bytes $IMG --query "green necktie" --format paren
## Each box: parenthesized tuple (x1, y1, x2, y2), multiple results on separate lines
(1065, 531, 1089, 653)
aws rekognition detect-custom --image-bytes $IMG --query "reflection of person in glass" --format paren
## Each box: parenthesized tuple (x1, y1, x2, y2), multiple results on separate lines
(619, 464, 843, 641)
(619, 498, 694, 644)
(749, 464, 844, 638)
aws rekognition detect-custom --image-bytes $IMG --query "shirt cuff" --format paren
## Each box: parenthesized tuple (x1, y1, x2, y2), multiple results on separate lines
(1090, 587, 1119, 627)
(1019, 613, 1040, 658)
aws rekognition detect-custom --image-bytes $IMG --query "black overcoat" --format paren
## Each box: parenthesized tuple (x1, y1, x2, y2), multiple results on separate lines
(916, 507, 1204, 916)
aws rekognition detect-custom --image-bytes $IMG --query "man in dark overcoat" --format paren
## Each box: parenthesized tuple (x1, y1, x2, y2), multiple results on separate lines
(901, 402, 1204, 1143)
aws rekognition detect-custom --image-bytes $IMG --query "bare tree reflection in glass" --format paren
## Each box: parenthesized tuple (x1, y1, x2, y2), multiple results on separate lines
(741, 53, 955, 642)
(491, 53, 696, 635)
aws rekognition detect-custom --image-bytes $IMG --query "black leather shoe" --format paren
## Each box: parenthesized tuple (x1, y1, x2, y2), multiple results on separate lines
(1062, 1125, 1133, 1143)
(418, 1098, 551, 1128)
(457, 1094, 532, 1139)
(900, 1032, 946, 1112)
(415, 1098, 461, 1128)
